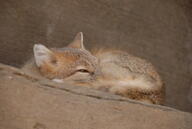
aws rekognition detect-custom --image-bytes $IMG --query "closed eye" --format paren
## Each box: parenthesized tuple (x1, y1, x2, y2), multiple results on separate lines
(76, 69, 89, 73)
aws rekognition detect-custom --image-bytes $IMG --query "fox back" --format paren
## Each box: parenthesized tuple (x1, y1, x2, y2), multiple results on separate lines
(22, 32, 165, 104)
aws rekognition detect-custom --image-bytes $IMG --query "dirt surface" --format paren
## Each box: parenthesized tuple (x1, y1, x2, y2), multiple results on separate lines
(0, 63, 192, 129)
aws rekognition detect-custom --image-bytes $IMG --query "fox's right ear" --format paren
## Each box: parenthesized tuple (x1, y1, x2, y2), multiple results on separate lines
(67, 32, 85, 49)
(33, 44, 53, 67)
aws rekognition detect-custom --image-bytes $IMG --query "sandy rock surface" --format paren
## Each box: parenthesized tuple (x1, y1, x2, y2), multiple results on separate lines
(0, 63, 191, 129)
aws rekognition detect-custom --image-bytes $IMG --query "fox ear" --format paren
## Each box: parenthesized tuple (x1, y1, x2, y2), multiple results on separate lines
(33, 44, 54, 67)
(67, 32, 85, 49)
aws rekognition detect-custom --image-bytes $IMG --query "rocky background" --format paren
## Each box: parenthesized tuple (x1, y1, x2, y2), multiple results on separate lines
(0, 0, 192, 113)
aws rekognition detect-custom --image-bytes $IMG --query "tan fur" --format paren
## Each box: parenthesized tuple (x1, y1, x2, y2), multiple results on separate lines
(22, 32, 165, 105)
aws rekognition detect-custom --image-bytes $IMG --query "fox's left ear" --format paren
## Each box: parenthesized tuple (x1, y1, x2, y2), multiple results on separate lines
(67, 32, 85, 49)
(33, 44, 54, 67)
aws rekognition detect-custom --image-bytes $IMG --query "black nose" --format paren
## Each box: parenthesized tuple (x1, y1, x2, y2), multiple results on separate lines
(90, 72, 94, 75)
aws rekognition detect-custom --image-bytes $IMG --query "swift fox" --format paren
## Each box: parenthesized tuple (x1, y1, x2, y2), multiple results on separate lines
(23, 32, 165, 104)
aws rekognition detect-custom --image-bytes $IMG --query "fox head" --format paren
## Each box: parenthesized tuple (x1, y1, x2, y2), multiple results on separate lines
(33, 32, 100, 82)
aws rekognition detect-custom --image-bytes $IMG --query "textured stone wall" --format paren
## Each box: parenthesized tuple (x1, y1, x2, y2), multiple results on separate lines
(0, 0, 192, 112)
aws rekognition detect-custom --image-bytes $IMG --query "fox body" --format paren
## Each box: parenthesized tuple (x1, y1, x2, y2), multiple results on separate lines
(23, 32, 165, 104)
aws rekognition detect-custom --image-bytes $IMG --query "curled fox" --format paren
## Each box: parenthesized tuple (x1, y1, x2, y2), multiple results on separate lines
(23, 32, 165, 104)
